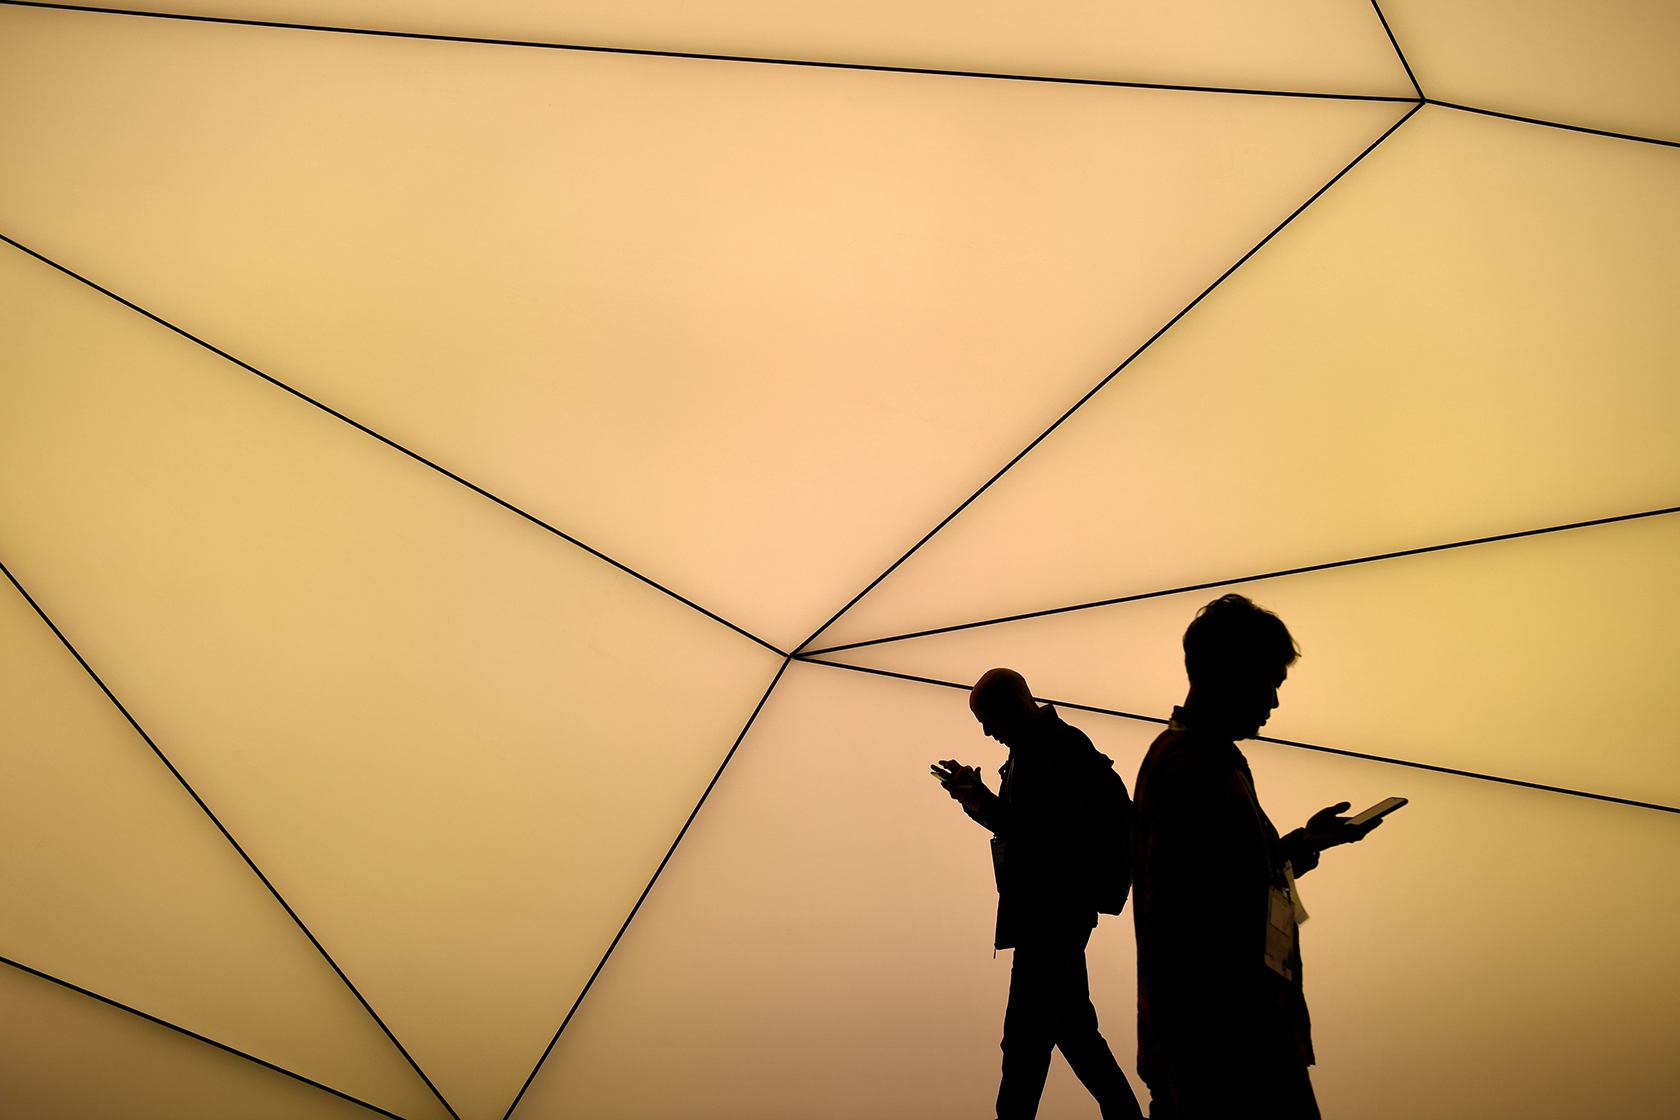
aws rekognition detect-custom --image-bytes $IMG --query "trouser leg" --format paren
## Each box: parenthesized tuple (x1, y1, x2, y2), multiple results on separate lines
(998, 931, 1143, 1120)
(1163, 1056, 1319, 1120)
(1051, 935, 1144, 1120)
(996, 942, 1057, 1120)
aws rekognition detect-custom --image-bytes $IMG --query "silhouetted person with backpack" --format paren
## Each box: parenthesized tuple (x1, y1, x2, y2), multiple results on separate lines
(933, 667, 1144, 1120)
(1133, 595, 1383, 1119)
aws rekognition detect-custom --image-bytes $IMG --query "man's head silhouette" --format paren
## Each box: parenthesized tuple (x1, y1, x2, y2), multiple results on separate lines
(969, 667, 1043, 748)
(1182, 594, 1299, 740)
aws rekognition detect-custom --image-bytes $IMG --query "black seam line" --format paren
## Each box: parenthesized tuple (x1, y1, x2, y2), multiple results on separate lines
(794, 657, 1680, 817)
(0, 954, 414, 1120)
(0, 232, 785, 659)
(0, 1, 1420, 105)
(499, 655, 793, 1120)
(803, 503, 1680, 657)
(0, 559, 462, 1120)
(791, 99, 1425, 657)
(1425, 98, 1680, 151)
(1368, 1, 1424, 101)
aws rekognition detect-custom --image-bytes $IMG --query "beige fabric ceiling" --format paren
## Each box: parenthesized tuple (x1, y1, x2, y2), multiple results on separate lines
(1, 2, 1676, 1118)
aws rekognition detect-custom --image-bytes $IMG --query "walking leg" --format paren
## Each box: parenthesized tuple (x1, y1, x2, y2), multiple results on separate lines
(996, 942, 1057, 1120)
(1051, 935, 1143, 1120)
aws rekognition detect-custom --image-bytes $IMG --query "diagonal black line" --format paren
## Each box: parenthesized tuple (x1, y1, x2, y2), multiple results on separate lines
(0, 0, 1420, 105)
(792, 99, 1425, 656)
(499, 656, 793, 1120)
(0, 955, 415, 1120)
(1368, 1, 1424, 100)
(0, 232, 785, 658)
(799, 655, 1171, 725)
(1241, 732, 1680, 815)
(795, 657, 1680, 816)
(1426, 98, 1680, 151)
(804, 503, 1680, 656)
(0, 558, 461, 1120)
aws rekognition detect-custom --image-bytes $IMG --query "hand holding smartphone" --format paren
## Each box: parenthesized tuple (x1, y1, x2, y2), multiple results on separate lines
(1346, 796, 1407, 827)
(1305, 796, 1407, 850)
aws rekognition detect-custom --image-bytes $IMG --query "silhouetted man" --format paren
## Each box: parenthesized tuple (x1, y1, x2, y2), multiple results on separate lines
(933, 668, 1143, 1120)
(1133, 595, 1383, 1119)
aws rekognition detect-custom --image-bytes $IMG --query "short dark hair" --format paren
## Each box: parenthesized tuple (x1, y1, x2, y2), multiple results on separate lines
(1183, 594, 1299, 685)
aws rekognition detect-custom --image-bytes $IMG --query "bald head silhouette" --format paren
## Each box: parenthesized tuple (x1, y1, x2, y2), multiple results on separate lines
(970, 667, 1044, 748)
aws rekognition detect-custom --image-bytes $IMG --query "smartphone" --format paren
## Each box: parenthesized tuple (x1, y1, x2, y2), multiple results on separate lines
(1347, 796, 1408, 827)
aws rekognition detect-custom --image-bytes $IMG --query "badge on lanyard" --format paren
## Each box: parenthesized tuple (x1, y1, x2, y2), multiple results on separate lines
(1264, 861, 1309, 980)
(1264, 883, 1297, 980)
(1263, 886, 1290, 973)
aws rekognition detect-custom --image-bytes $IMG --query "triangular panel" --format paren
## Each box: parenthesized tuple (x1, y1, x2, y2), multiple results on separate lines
(0, 963, 396, 1120)
(821, 512, 1680, 807)
(822, 105, 1680, 652)
(1386, 0, 1680, 141)
(0, 239, 782, 1117)
(518, 662, 1157, 1119)
(0, 575, 446, 1119)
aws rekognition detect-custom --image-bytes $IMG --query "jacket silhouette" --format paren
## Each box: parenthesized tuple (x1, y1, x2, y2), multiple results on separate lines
(961, 706, 1129, 949)
(1131, 593, 1383, 1119)
(1133, 709, 1320, 1110)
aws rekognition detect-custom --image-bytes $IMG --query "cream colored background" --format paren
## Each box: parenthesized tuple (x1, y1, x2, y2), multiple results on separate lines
(1, 2, 1676, 1118)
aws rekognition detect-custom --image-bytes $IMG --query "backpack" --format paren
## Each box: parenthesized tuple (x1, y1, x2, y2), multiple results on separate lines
(1087, 756, 1134, 916)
